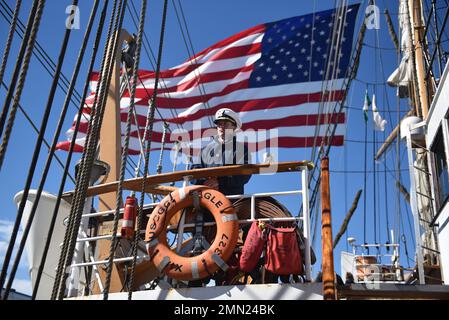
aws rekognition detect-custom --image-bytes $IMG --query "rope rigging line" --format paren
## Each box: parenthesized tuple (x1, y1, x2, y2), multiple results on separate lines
(101, 0, 146, 300)
(0, 0, 39, 149)
(0, 0, 84, 104)
(52, 0, 122, 300)
(25, 0, 102, 300)
(308, 0, 363, 219)
(310, 0, 363, 173)
(0, 1, 94, 129)
(0, 81, 75, 183)
(132, 0, 169, 298)
(45, 5, 108, 298)
(1, 0, 82, 301)
(0, 0, 21, 87)
(121, 69, 146, 162)
(0, 0, 46, 296)
(363, 85, 368, 248)
(48, 0, 111, 299)
(310, 0, 346, 165)
(61, 0, 128, 301)
(172, 0, 215, 128)
(125, 1, 150, 297)
(126, 1, 184, 131)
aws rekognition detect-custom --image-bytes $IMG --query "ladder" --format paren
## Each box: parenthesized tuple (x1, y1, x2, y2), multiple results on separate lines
(404, 120, 441, 285)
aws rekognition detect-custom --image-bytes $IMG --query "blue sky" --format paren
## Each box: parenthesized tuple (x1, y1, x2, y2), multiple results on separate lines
(0, 0, 439, 295)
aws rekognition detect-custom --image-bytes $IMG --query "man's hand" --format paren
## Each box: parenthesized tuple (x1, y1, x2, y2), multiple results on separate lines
(203, 177, 219, 190)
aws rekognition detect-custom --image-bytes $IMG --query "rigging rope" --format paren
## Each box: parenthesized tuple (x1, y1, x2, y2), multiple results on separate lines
(101, 0, 145, 300)
(0, 0, 21, 87)
(29, 0, 104, 299)
(126, 1, 184, 132)
(0, 0, 84, 104)
(130, 0, 169, 300)
(0, 0, 38, 139)
(172, 0, 215, 128)
(0, 0, 45, 296)
(123, 1, 148, 298)
(1, 0, 80, 300)
(53, 0, 122, 300)
(0, 81, 75, 182)
(64, 0, 128, 301)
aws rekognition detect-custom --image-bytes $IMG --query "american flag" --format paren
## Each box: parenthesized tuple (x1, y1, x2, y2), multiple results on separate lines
(56, 4, 359, 156)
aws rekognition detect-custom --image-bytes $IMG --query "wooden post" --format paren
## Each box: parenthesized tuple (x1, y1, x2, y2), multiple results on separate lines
(321, 157, 336, 300)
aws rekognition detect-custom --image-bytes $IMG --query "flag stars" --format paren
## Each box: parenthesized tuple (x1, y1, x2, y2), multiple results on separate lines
(291, 25, 296, 31)
(313, 62, 319, 67)
(256, 76, 262, 82)
(316, 46, 322, 52)
(294, 43, 300, 47)
(270, 55, 275, 59)
(319, 70, 324, 75)
(290, 57, 296, 62)
(301, 48, 306, 53)
(304, 34, 309, 39)
(282, 35, 287, 40)
(296, 32, 302, 37)
(306, 55, 312, 61)
(298, 64, 303, 69)
(303, 71, 309, 76)
(285, 51, 291, 55)
(259, 62, 265, 67)
(282, 65, 288, 71)
(320, 30, 326, 36)
(272, 74, 278, 80)
(267, 37, 273, 43)
(306, 23, 311, 28)
(266, 67, 272, 72)
(275, 60, 280, 64)
(288, 73, 293, 78)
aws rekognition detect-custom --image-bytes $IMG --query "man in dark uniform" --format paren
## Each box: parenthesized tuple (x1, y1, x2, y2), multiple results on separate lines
(187, 108, 252, 286)
(190, 108, 251, 195)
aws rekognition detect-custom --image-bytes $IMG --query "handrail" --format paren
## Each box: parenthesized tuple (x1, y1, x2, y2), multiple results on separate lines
(62, 161, 314, 199)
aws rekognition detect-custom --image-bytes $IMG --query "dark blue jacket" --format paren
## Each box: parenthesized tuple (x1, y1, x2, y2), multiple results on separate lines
(190, 136, 251, 195)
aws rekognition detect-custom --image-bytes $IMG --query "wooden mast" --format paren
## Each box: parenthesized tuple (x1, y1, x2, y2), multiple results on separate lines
(409, 0, 431, 118)
(92, 29, 134, 294)
(320, 157, 336, 300)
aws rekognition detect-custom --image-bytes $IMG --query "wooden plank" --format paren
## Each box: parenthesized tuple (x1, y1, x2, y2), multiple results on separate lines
(63, 161, 313, 198)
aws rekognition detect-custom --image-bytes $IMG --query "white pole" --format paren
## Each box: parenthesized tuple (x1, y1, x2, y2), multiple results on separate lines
(405, 129, 426, 284)
(301, 166, 312, 281)
(67, 197, 91, 297)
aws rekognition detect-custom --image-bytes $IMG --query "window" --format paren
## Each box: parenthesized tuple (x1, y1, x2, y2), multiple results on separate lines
(431, 127, 449, 210)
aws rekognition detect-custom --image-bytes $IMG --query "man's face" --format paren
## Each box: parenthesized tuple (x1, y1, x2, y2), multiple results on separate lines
(216, 119, 236, 141)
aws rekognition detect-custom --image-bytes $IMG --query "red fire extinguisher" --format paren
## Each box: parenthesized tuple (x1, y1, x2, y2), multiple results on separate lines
(121, 196, 137, 239)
